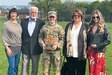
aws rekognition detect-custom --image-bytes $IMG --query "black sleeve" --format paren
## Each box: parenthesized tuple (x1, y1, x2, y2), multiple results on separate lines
(40, 20, 45, 29)
(63, 23, 70, 57)
(97, 27, 111, 48)
(20, 19, 23, 27)
(41, 20, 45, 27)
(20, 19, 26, 29)
(37, 19, 45, 35)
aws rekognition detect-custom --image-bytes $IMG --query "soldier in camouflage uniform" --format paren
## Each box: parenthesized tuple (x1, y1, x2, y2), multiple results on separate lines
(39, 11, 65, 75)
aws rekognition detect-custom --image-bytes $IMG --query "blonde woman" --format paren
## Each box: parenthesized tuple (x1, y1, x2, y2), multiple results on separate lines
(87, 10, 111, 75)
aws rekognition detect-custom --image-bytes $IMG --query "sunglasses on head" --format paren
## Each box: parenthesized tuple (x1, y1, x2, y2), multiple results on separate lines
(92, 16, 99, 19)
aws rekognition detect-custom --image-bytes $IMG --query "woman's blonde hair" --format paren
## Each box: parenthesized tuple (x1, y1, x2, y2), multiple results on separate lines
(90, 10, 105, 32)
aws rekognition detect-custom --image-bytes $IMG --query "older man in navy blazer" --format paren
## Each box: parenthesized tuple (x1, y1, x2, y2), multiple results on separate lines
(21, 6, 45, 75)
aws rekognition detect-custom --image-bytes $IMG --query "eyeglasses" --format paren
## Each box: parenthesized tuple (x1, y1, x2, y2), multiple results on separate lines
(74, 15, 81, 18)
(92, 16, 99, 19)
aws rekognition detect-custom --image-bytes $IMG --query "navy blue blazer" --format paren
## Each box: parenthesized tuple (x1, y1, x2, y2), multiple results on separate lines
(21, 18, 45, 55)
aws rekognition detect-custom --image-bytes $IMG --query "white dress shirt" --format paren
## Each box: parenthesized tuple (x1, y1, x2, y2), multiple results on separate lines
(28, 18, 36, 36)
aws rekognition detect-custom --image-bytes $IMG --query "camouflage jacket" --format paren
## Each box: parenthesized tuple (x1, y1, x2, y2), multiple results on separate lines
(39, 23, 65, 50)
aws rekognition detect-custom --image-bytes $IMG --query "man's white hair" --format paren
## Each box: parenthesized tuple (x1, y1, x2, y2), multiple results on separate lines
(29, 6, 38, 13)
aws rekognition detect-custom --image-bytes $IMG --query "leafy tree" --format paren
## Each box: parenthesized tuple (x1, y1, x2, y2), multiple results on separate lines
(29, 0, 112, 22)
(29, 0, 62, 19)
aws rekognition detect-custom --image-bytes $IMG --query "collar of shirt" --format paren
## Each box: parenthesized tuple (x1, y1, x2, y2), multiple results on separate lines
(29, 18, 37, 22)
(28, 18, 36, 36)
(73, 22, 82, 30)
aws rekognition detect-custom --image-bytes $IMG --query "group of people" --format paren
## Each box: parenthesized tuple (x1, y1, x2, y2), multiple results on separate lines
(2, 6, 111, 75)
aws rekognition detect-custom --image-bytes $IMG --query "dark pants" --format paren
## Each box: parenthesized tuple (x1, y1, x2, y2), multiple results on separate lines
(66, 57, 86, 75)
(6, 50, 20, 75)
(21, 54, 40, 75)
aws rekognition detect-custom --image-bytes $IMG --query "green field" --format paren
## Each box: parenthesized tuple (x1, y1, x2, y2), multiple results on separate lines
(0, 19, 112, 75)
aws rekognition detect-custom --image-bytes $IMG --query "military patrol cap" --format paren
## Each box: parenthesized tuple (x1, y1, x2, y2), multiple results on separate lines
(48, 11, 57, 18)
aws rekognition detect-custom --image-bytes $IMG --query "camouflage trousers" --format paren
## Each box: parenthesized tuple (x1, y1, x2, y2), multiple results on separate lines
(42, 50, 62, 75)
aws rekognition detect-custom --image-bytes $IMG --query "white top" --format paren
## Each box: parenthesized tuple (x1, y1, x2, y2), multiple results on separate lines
(28, 19, 36, 36)
(71, 22, 82, 58)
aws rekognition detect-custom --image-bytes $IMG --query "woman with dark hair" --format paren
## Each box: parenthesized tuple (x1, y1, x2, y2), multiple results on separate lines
(63, 9, 87, 75)
(87, 10, 111, 75)
(2, 8, 22, 75)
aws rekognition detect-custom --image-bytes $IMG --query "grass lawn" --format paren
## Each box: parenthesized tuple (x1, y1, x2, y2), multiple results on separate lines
(0, 19, 112, 75)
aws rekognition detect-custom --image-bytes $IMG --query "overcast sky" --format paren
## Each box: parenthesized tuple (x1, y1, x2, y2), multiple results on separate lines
(0, 0, 105, 5)
(0, 0, 31, 5)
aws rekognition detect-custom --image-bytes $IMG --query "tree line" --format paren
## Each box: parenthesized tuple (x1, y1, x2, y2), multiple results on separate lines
(30, 0, 111, 22)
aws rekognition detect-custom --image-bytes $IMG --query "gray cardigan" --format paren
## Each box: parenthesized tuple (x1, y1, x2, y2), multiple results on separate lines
(63, 21, 87, 60)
